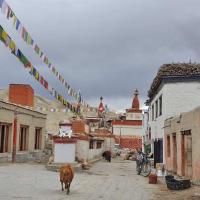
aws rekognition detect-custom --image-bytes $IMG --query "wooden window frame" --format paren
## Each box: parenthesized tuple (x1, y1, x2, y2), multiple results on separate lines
(167, 135, 170, 157)
(152, 104, 154, 121)
(0, 124, 10, 153)
(19, 126, 29, 151)
(35, 128, 42, 150)
(159, 95, 162, 116)
(155, 100, 158, 118)
(89, 140, 94, 149)
(96, 141, 102, 149)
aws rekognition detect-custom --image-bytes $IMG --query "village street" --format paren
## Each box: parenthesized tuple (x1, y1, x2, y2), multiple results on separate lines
(0, 158, 198, 200)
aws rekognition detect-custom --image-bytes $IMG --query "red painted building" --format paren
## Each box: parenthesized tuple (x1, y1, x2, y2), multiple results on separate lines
(112, 89, 143, 149)
(9, 84, 34, 107)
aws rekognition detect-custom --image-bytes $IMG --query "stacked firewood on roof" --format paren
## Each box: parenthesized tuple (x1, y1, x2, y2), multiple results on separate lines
(148, 63, 200, 98)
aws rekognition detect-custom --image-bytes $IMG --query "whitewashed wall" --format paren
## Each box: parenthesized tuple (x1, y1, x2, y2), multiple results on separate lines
(142, 111, 149, 151)
(54, 143, 75, 163)
(88, 148, 104, 160)
(142, 111, 148, 137)
(149, 82, 200, 162)
(113, 125, 143, 136)
(76, 139, 114, 161)
(126, 113, 143, 120)
(103, 138, 115, 152)
(150, 82, 200, 140)
(76, 140, 89, 161)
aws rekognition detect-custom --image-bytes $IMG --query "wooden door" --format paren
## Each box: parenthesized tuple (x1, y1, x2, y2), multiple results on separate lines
(172, 134, 177, 172)
(185, 135, 192, 178)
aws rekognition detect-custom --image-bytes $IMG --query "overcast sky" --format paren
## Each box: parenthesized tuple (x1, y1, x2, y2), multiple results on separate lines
(1, 0, 200, 111)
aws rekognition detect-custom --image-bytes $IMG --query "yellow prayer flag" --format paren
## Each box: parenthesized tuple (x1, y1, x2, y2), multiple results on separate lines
(35, 72, 39, 81)
(13, 16, 17, 27)
(28, 35, 32, 45)
(9, 40, 15, 51)
(2, 31, 8, 41)
(63, 99, 67, 106)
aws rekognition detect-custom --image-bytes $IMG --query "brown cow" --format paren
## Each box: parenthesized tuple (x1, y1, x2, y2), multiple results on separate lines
(59, 164, 74, 195)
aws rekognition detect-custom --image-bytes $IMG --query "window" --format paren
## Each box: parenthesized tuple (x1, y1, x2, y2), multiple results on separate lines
(152, 104, 154, 121)
(0, 124, 10, 153)
(159, 95, 162, 116)
(96, 141, 102, 149)
(35, 128, 42, 150)
(19, 126, 29, 151)
(181, 130, 191, 136)
(167, 135, 170, 157)
(89, 140, 94, 149)
(155, 100, 158, 118)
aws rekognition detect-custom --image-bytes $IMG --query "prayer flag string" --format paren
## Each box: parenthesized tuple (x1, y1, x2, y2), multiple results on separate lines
(0, 0, 92, 109)
(0, 25, 81, 115)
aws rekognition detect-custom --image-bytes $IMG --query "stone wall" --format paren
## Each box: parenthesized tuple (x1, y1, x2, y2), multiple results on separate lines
(0, 151, 49, 163)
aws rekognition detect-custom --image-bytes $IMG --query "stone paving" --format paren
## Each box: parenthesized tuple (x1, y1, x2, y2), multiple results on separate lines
(0, 159, 199, 200)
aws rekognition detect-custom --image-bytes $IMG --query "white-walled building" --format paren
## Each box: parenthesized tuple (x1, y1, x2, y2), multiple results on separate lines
(147, 63, 200, 165)
(112, 89, 143, 149)
(142, 110, 149, 152)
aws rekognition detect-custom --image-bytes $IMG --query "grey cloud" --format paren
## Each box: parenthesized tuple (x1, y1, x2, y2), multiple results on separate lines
(1, 0, 200, 110)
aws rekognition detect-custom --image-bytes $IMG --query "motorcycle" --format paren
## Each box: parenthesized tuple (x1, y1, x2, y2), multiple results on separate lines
(136, 152, 151, 177)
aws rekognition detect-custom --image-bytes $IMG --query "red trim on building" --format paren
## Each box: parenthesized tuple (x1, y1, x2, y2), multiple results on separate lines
(91, 133, 115, 138)
(126, 109, 142, 113)
(52, 136, 77, 144)
(85, 118, 101, 123)
(115, 135, 142, 139)
(59, 123, 72, 126)
(76, 134, 90, 141)
(112, 120, 142, 126)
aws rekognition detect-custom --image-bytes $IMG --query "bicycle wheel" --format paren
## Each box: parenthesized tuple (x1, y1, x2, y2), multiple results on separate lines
(141, 162, 151, 177)
(136, 163, 142, 175)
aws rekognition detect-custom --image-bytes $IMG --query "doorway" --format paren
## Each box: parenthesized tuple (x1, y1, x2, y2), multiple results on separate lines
(181, 130, 192, 178)
(172, 134, 177, 173)
(154, 139, 163, 167)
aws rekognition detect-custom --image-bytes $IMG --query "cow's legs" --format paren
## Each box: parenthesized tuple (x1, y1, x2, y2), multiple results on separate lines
(66, 182, 71, 195)
(61, 181, 64, 191)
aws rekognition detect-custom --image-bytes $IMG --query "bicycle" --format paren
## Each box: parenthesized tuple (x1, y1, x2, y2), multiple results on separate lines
(136, 153, 151, 177)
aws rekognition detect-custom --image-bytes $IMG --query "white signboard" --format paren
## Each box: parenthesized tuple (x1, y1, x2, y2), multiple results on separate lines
(54, 143, 75, 163)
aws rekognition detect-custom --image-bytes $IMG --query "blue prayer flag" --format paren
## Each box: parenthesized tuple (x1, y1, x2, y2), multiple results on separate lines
(0, 0, 4, 8)
(16, 19, 20, 30)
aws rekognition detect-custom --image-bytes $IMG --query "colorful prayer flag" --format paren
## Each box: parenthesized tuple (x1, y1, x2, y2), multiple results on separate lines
(0, 0, 4, 8)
